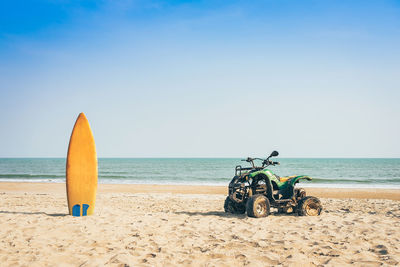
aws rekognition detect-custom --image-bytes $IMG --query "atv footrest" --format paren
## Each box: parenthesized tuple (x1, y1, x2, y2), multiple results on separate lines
(273, 199, 292, 203)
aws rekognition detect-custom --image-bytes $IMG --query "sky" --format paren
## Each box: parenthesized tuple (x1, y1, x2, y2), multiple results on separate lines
(0, 0, 399, 158)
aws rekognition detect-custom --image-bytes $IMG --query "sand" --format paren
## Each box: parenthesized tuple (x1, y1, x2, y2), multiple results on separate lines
(0, 182, 399, 266)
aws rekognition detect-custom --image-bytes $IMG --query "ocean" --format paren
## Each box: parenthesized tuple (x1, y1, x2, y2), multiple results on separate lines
(0, 158, 399, 189)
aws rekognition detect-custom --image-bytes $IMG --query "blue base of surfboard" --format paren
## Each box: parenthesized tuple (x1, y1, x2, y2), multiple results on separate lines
(72, 204, 90, 216)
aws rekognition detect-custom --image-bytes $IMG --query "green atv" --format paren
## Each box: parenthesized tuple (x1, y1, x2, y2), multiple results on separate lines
(224, 151, 322, 218)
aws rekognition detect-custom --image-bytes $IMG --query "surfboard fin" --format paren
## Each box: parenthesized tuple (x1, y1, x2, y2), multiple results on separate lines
(72, 204, 81, 216)
(82, 204, 89, 216)
(71, 204, 90, 216)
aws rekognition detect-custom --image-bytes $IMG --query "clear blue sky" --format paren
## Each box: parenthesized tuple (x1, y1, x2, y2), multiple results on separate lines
(0, 0, 399, 157)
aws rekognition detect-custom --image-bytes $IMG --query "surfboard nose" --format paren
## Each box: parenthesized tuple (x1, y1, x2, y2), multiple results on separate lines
(78, 112, 86, 119)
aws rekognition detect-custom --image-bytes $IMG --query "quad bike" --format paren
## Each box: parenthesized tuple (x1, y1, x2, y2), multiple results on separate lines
(224, 151, 322, 218)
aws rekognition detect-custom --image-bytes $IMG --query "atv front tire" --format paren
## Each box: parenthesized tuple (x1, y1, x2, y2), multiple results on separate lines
(246, 195, 270, 218)
(297, 196, 322, 216)
(224, 196, 246, 214)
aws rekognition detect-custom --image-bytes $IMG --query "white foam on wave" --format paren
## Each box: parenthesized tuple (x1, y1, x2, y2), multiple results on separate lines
(1, 178, 400, 189)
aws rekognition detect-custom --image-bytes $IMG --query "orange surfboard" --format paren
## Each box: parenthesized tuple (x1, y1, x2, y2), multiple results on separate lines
(66, 113, 98, 216)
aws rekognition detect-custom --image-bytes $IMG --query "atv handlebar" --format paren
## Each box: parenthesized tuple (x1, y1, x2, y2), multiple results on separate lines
(241, 157, 263, 162)
(262, 160, 280, 167)
(242, 157, 258, 168)
(236, 152, 280, 176)
(240, 157, 280, 169)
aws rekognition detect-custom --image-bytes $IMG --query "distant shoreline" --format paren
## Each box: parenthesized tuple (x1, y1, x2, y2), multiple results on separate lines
(1, 182, 399, 200)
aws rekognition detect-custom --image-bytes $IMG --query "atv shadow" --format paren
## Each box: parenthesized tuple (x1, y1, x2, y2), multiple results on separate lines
(271, 212, 299, 217)
(174, 211, 247, 218)
(174, 210, 299, 218)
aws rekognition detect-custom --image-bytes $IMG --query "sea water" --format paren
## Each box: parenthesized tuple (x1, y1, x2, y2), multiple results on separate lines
(0, 158, 399, 188)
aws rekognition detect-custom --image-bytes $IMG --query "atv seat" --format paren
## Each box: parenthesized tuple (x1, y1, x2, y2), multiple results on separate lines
(279, 175, 296, 183)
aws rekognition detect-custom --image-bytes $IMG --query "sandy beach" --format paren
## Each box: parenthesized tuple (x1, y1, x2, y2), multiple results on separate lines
(1, 182, 399, 266)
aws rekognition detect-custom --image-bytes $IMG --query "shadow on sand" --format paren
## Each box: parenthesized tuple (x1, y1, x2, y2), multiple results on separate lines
(174, 211, 247, 218)
(174, 210, 298, 218)
(0, 211, 67, 217)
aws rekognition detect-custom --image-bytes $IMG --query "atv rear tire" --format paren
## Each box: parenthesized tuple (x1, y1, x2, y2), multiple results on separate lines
(224, 196, 246, 214)
(246, 195, 270, 218)
(297, 196, 322, 216)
